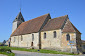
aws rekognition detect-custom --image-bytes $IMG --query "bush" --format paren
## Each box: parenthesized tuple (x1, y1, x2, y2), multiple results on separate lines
(0, 48, 11, 52)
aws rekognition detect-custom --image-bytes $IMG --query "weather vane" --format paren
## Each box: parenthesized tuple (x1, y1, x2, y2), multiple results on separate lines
(20, 0, 22, 12)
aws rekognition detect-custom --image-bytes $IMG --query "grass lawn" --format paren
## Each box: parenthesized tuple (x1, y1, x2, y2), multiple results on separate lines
(0, 46, 77, 55)
(0, 46, 15, 56)
(0, 52, 15, 56)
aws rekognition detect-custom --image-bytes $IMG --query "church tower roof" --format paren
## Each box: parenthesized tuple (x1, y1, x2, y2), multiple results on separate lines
(13, 12, 25, 22)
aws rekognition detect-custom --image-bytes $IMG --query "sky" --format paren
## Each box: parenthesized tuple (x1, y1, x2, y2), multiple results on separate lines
(0, 0, 85, 42)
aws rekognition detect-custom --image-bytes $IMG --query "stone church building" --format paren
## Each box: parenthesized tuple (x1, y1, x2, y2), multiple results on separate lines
(10, 12, 82, 53)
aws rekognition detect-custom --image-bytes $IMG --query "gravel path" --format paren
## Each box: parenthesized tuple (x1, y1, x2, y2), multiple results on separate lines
(0, 54, 7, 56)
(12, 50, 85, 56)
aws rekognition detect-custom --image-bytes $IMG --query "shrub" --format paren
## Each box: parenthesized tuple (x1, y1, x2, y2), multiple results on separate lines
(0, 48, 11, 52)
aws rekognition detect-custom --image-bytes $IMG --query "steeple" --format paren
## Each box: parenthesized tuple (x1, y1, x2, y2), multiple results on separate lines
(13, 12, 25, 22)
(12, 12, 25, 33)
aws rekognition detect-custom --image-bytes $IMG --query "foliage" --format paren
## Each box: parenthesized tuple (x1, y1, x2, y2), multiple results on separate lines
(0, 52, 15, 56)
(0, 47, 15, 56)
(0, 48, 11, 52)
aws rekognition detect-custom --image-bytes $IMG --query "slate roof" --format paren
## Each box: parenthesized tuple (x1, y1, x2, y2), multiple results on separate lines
(41, 15, 68, 31)
(11, 14, 50, 36)
(13, 12, 25, 22)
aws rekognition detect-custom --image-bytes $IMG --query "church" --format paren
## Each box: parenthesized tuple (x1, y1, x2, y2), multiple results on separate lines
(10, 11, 82, 53)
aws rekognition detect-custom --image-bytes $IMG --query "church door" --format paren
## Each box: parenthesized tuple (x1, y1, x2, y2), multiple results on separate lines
(31, 42, 33, 46)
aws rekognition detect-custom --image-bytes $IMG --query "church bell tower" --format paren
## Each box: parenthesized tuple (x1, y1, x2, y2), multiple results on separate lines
(12, 12, 25, 33)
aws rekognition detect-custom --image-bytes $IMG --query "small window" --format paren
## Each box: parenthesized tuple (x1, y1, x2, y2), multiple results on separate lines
(44, 33, 46, 39)
(32, 34, 34, 41)
(66, 34, 70, 41)
(21, 35, 23, 41)
(14, 37, 16, 42)
(53, 31, 56, 38)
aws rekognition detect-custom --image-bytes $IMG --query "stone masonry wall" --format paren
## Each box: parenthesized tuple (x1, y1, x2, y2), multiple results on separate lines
(61, 33, 77, 53)
(41, 30, 78, 53)
(12, 22, 17, 33)
(41, 29, 62, 51)
(76, 33, 82, 53)
(10, 32, 39, 49)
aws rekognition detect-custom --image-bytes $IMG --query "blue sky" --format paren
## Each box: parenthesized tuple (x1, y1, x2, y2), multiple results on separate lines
(0, 0, 85, 42)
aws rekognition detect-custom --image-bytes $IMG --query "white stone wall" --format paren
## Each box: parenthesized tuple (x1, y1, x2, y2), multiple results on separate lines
(12, 22, 17, 33)
(10, 32, 39, 49)
(41, 29, 62, 50)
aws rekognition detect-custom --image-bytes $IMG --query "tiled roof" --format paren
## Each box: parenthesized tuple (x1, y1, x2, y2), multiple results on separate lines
(11, 14, 81, 37)
(41, 15, 81, 34)
(62, 19, 81, 34)
(41, 15, 68, 31)
(11, 14, 50, 36)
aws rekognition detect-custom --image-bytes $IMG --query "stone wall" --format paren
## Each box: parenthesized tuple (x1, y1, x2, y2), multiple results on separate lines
(41, 30, 78, 53)
(41, 29, 62, 51)
(10, 32, 39, 49)
(12, 22, 17, 33)
(61, 33, 77, 53)
(10, 29, 81, 53)
(76, 33, 82, 53)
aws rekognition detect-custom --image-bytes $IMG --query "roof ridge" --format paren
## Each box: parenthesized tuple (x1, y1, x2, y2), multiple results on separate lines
(22, 13, 50, 23)
(31, 13, 50, 20)
(52, 15, 68, 19)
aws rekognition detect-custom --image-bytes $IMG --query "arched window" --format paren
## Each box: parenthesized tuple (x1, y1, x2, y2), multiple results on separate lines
(14, 37, 16, 42)
(44, 33, 46, 39)
(21, 35, 23, 41)
(66, 34, 70, 41)
(32, 34, 34, 41)
(53, 31, 56, 38)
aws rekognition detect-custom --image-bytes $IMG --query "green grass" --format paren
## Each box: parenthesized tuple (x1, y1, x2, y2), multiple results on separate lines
(0, 46, 15, 56)
(0, 52, 15, 56)
(0, 46, 77, 55)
